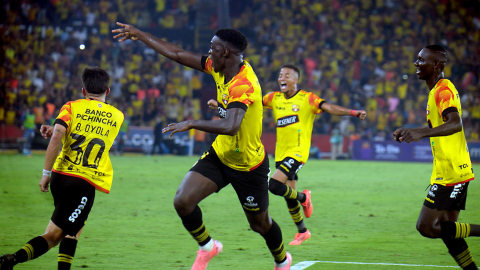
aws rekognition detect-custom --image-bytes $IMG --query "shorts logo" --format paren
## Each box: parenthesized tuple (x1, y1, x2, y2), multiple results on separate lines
(450, 184, 462, 199)
(295, 164, 303, 174)
(283, 159, 294, 169)
(428, 185, 437, 198)
(244, 196, 258, 208)
(69, 197, 88, 223)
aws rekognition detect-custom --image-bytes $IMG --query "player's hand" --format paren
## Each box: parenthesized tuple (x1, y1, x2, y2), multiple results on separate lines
(207, 99, 218, 109)
(356, 110, 367, 120)
(112, 22, 141, 42)
(39, 175, 51, 192)
(393, 128, 423, 143)
(40, 125, 54, 139)
(162, 121, 192, 138)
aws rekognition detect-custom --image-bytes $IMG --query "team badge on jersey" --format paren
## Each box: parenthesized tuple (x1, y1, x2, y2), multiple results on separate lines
(222, 94, 229, 105)
(292, 104, 299, 112)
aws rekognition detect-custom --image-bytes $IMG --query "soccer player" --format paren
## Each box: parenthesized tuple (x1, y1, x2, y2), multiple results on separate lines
(393, 45, 479, 270)
(112, 23, 292, 270)
(0, 67, 124, 270)
(263, 65, 366, 245)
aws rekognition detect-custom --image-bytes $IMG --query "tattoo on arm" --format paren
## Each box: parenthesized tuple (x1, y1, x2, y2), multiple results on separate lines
(54, 129, 65, 134)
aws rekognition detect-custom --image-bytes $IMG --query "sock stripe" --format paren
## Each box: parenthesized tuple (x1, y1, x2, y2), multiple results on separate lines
(58, 254, 74, 260)
(22, 244, 34, 261)
(454, 248, 474, 267)
(282, 186, 298, 200)
(454, 222, 471, 239)
(269, 243, 286, 262)
(188, 223, 211, 244)
(189, 222, 206, 234)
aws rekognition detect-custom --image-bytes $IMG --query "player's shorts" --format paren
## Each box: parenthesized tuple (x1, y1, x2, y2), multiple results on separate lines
(190, 147, 270, 215)
(423, 182, 469, 211)
(50, 172, 96, 235)
(275, 157, 304, 181)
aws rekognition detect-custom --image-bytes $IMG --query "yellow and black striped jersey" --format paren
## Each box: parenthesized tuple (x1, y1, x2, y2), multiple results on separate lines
(53, 99, 124, 193)
(427, 79, 474, 186)
(202, 56, 265, 171)
(263, 90, 324, 163)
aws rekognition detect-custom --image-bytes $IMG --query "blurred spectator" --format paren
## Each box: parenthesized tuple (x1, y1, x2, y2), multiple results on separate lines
(330, 128, 342, 160)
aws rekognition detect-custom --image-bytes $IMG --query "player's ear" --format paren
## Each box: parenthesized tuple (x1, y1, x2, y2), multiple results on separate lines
(105, 88, 110, 96)
(82, 88, 87, 97)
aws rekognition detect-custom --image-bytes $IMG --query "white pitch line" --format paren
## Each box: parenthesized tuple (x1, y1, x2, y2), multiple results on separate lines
(291, 261, 458, 269)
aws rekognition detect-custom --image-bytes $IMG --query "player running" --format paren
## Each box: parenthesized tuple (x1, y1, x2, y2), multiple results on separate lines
(112, 23, 292, 270)
(0, 67, 124, 270)
(394, 45, 480, 269)
(264, 65, 366, 245)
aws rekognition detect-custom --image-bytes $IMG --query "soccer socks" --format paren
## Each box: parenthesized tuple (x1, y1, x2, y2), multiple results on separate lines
(442, 238, 477, 269)
(58, 238, 78, 270)
(13, 236, 49, 264)
(269, 178, 306, 203)
(262, 220, 287, 264)
(285, 199, 307, 233)
(180, 205, 212, 247)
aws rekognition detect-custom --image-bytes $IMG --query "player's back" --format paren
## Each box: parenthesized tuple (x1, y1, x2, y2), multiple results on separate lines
(53, 99, 124, 193)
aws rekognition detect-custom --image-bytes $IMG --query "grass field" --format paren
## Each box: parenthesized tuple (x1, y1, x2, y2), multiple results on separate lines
(1, 153, 479, 270)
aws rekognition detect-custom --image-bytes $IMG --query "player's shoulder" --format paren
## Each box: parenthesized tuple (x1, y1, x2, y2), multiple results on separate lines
(105, 103, 125, 119)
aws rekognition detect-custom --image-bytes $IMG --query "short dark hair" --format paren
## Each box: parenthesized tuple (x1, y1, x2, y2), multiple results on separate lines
(215, 29, 248, 52)
(81, 67, 110, 94)
(425, 44, 447, 62)
(282, 64, 301, 80)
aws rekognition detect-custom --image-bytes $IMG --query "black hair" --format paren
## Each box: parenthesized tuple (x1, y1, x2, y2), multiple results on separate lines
(282, 64, 301, 80)
(81, 67, 110, 94)
(425, 44, 447, 62)
(215, 29, 248, 52)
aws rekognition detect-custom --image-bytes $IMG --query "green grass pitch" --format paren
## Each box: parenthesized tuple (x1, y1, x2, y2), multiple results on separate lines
(1, 154, 479, 269)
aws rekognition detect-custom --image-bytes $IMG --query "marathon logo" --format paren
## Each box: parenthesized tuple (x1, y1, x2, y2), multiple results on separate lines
(277, 115, 299, 127)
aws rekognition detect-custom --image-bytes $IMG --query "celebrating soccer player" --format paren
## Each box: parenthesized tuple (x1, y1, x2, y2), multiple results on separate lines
(394, 45, 479, 269)
(263, 65, 366, 245)
(112, 23, 292, 270)
(0, 67, 124, 270)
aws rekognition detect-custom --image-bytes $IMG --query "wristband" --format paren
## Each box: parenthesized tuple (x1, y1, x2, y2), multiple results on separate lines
(350, 110, 358, 117)
(42, 169, 52, 177)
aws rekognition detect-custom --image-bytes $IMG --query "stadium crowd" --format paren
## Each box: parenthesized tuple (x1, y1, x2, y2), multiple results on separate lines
(1, 0, 479, 148)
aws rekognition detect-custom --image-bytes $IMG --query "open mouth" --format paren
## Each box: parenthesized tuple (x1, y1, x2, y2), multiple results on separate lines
(280, 83, 287, 89)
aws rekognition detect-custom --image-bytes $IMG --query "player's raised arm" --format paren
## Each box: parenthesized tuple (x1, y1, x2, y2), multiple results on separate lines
(39, 124, 66, 192)
(162, 107, 245, 137)
(112, 22, 204, 71)
(320, 102, 367, 120)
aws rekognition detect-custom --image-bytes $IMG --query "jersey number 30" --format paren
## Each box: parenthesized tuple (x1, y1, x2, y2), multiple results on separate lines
(66, 132, 106, 169)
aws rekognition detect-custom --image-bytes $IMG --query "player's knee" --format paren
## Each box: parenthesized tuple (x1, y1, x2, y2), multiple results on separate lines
(249, 222, 269, 235)
(416, 221, 441, 238)
(268, 178, 284, 196)
(173, 194, 194, 215)
(42, 232, 65, 249)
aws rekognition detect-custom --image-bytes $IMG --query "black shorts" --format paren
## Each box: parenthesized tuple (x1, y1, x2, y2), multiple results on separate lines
(423, 182, 469, 211)
(275, 157, 304, 181)
(190, 147, 270, 215)
(50, 172, 96, 235)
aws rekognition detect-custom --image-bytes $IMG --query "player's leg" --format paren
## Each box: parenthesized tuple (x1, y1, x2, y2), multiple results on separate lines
(268, 158, 312, 217)
(174, 149, 227, 270)
(58, 228, 83, 270)
(0, 220, 66, 269)
(284, 180, 311, 245)
(231, 156, 291, 269)
(417, 183, 478, 269)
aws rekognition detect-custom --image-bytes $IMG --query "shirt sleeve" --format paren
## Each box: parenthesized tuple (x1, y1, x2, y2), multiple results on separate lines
(54, 102, 72, 130)
(202, 56, 213, 75)
(262, 92, 275, 109)
(434, 85, 458, 118)
(308, 92, 325, 114)
(228, 77, 255, 107)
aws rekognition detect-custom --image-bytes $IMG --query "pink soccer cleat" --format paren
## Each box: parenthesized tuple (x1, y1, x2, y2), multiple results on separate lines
(289, 230, 311, 245)
(274, 252, 292, 270)
(191, 240, 223, 270)
(300, 189, 313, 218)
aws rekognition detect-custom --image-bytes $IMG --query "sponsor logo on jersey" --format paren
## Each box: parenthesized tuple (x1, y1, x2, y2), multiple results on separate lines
(292, 104, 299, 112)
(277, 115, 299, 127)
(222, 94, 228, 105)
(69, 197, 88, 222)
(218, 107, 227, 118)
